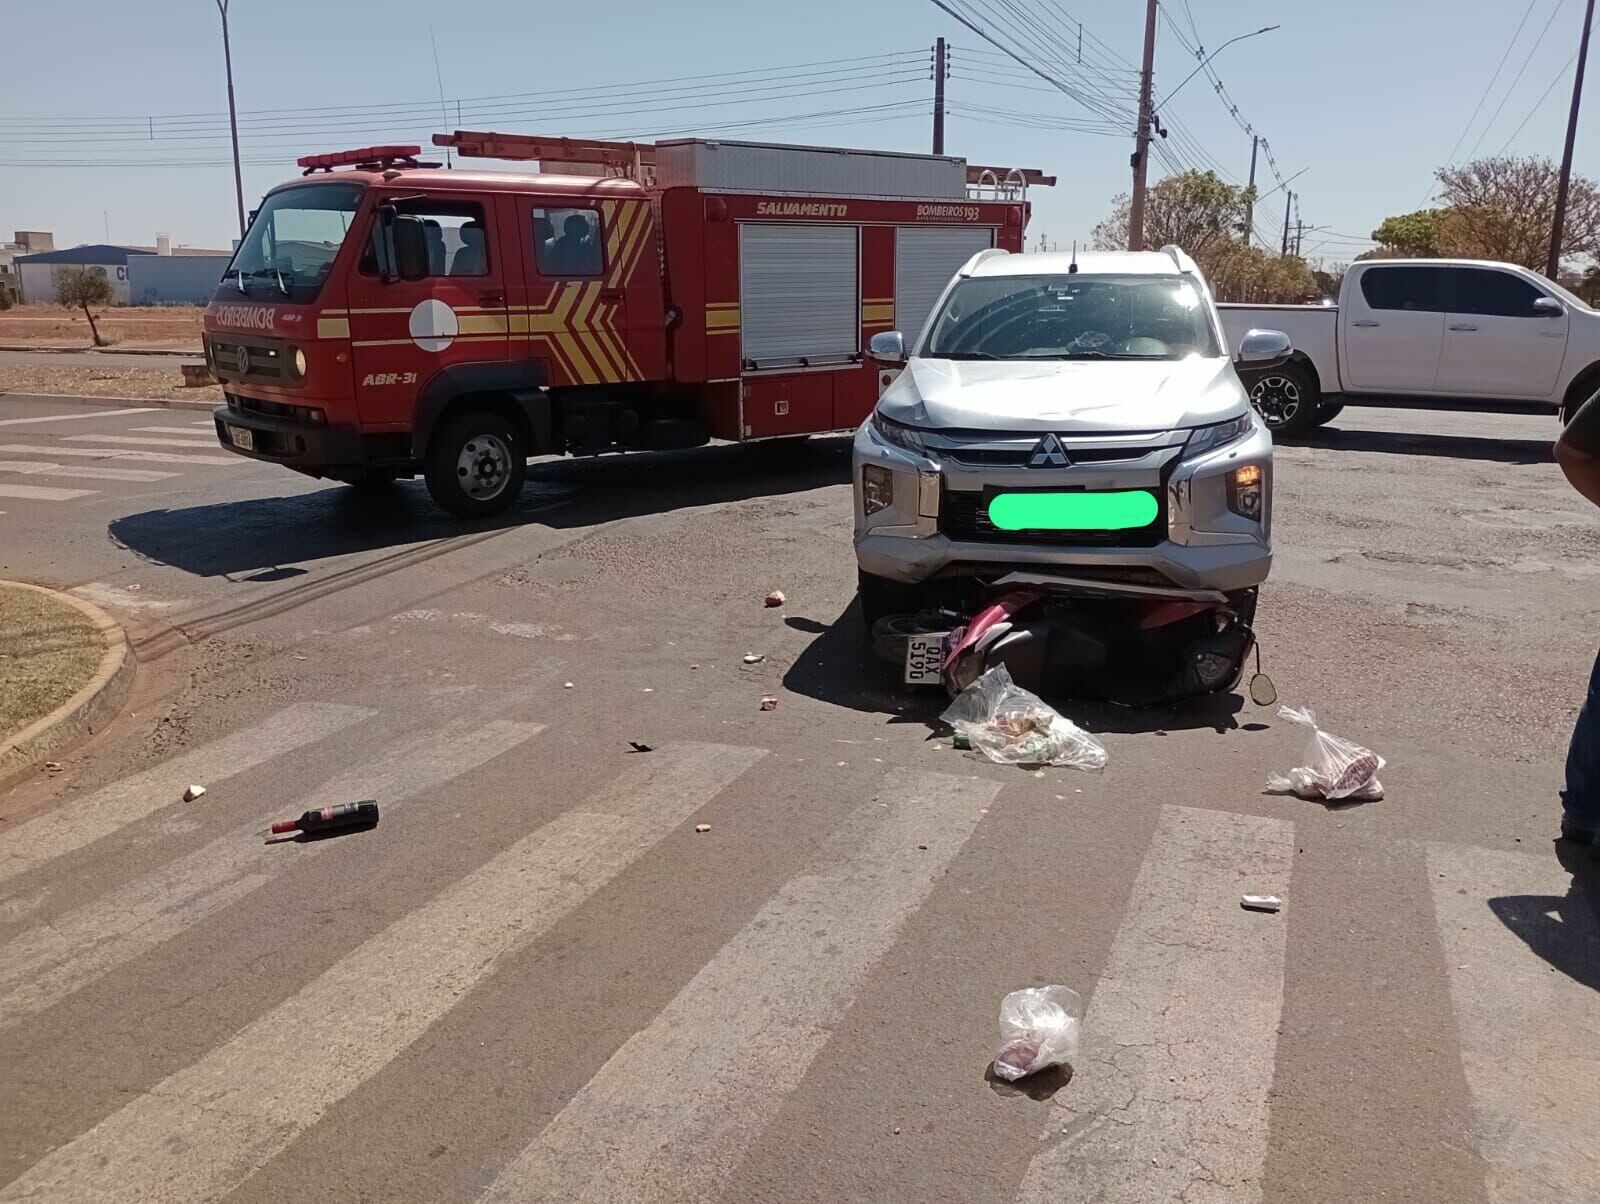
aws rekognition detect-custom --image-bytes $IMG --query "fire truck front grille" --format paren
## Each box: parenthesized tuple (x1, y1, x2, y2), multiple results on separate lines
(208, 335, 289, 384)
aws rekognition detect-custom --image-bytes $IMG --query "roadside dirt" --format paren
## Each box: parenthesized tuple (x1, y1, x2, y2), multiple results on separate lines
(0, 586, 102, 744)
(0, 361, 222, 402)
(0, 305, 203, 349)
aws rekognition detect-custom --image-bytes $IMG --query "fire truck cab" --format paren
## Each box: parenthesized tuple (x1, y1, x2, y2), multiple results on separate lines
(204, 135, 1047, 516)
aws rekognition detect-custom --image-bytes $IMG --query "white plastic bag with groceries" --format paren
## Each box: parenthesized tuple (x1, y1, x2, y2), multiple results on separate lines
(1266, 705, 1385, 800)
(993, 985, 1083, 1081)
(940, 665, 1108, 771)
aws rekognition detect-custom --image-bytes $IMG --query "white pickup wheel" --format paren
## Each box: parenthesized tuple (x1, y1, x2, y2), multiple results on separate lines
(1247, 363, 1320, 436)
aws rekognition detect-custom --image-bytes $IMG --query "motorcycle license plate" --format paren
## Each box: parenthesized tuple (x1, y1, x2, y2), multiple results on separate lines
(228, 424, 254, 452)
(903, 633, 948, 685)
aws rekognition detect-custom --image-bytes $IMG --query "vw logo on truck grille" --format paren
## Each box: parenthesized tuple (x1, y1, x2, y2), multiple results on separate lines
(1028, 434, 1071, 468)
(231, 344, 250, 374)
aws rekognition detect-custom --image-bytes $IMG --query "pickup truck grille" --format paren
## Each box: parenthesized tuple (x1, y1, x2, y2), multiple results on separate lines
(938, 487, 1167, 548)
(939, 444, 1158, 468)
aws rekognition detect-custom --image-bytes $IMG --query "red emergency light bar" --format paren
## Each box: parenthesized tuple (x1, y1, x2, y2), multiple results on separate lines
(297, 145, 428, 173)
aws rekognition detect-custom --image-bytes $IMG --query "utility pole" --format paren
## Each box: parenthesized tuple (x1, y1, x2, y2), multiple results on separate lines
(1295, 219, 1304, 257)
(1548, 0, 1595, 279)
(932, 37, 948, 155)
(1243, 135, 1259, 244)
(216, 0, 246, 240)
(1128, 0, 1159, 250)
(1281, 191, 1293, 255)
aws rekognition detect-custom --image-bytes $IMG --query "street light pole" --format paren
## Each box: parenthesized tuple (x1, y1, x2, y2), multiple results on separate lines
(1131, 20, 1279, 251)
(217, 0, 246, 240)
(1548, 0, 1595, 279)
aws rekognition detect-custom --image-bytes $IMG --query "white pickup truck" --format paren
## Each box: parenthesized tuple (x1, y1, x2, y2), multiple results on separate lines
(1217, 258, 1600, 435)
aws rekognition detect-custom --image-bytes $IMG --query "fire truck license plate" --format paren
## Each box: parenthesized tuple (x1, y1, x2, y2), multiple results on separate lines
(228, 425, 254, 452)
(903, 633, 948, 685)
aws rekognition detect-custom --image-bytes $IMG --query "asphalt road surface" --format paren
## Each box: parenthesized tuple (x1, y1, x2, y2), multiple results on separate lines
(0, 394, 1595, 1204)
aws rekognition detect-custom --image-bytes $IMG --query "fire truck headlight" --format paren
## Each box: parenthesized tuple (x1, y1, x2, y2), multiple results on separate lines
(292, 346, 308, 378)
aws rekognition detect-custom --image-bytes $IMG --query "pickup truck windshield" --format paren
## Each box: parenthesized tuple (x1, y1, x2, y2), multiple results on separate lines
(923, 273, 1221, 361)
(220, 182, 362, 304)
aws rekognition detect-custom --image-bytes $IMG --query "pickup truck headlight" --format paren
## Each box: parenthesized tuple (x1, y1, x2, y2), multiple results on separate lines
(1182, 412, 1255, 462)
(870, 408, 928, 455)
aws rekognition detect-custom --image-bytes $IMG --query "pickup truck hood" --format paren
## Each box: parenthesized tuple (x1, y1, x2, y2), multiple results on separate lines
(879, 355, 1249, 433)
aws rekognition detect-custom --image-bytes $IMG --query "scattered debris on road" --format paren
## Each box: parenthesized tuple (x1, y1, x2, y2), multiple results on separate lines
(628, 741, 655, 753)
(694, 823, 712, 833)
(183, 784, 206, 801)
(760, 695, 779, 711)
(563, 682, 575, 689)
(264, 800, 380, 844)
(941, 665, 1107, 771)
(1241, 894, 1283, 913)
(743, 653, 765, 665)
(763, 590, 786, 608)
(1266, 705, 1385, 800)
(44, 761, 63, 773)
(994, 985, 1082, 1081)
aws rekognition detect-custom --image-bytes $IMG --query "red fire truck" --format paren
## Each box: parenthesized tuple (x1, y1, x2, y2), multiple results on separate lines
(203, 132, 1048, 515)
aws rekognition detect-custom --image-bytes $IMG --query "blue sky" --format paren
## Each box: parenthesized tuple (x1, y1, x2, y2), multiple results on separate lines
(2, 0, 1594, 267)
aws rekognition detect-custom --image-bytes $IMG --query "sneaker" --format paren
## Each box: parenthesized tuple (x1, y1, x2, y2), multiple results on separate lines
(1559, 818, 1600, 846)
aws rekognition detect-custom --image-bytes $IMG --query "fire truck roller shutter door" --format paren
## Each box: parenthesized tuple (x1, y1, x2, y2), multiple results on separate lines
(740, 224, 859, 367)
(894, 226, 994, 350)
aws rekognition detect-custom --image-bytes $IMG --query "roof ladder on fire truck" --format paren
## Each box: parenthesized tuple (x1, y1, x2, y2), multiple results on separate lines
(433, 131, 657, 185)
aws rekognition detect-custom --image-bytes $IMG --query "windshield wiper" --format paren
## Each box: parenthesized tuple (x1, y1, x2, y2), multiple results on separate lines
(938, 351, 1003, 360)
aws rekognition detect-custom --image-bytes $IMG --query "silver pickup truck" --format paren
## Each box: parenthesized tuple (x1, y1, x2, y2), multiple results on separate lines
(1219, 258, 1600, 435)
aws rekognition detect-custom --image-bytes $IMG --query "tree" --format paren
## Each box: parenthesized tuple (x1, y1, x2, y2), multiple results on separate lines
(1369, 209, 1444, 257)
(1435, 156, 1600, 269)
(1582, 266, 1600, 306)
(1092, 170, 1248, 260)
(1092, 170, 1315, 303)
(53, 267, 115, 346)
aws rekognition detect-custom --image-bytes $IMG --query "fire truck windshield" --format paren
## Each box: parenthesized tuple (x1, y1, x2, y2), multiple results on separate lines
(221, 182, 363, 304)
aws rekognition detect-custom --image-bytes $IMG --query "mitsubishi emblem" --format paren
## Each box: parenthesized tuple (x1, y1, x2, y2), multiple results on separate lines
(1028, 434, 1071, 467)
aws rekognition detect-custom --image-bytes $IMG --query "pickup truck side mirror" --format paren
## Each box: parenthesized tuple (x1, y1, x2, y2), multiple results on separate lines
(868, 330, 908, 366)
(1237, 328, 1292, 363)
(1532, 296, 1563, 317)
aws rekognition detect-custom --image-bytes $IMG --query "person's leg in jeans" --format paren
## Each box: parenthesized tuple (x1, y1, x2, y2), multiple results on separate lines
(1563, 646, 1600, 841)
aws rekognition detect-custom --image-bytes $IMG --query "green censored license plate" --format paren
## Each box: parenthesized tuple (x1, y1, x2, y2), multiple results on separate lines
(987, 490, 1159, 531)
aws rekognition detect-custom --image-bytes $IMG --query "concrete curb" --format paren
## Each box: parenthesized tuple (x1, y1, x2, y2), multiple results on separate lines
(0, 390, 220, 412)
(0, 582, 136, 788)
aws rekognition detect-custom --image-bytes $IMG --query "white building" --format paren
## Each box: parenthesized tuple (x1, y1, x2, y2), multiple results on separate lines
(17, 236, 230, 305)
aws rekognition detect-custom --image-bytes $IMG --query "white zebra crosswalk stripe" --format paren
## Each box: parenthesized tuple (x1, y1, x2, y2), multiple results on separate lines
(0, 482, 97, 501)
(1427, 843, 1600, 1204)
(0, 407, 153, 428)
(64, 434, 221, 449)
(1015, 805, 1295, 1204)
(0, 459, 177, 482)
(0, 443, 239, 466)
(479, 768, 1003, 1204)
(0, 716, 546, 1029)
(0, 741, 767, 1204)
(131, 426, 220, 436)
(0, 703, 373, 889)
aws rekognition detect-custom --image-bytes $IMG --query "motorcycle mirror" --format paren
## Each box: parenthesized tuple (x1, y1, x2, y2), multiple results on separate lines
(1249, 673, 1278, 707)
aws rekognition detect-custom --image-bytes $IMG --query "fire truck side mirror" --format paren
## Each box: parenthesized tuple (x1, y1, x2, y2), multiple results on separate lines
(391, 215, 430, 282)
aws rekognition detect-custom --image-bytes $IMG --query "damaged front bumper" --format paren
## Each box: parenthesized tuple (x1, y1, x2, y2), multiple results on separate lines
(852, 415, 1273, 596)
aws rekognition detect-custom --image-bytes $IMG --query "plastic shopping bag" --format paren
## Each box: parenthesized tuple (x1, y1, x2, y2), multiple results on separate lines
(940, 665, 1108, 771)
(1265, 705, 1385, 800)
(993, 985, 1083, 1081)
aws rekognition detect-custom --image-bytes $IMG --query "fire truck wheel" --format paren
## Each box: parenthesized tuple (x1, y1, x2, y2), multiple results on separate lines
(425, 410, 526, 517)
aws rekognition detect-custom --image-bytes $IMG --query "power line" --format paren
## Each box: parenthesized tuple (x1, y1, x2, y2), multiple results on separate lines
(0, 49, 928, 129)
(1497, 27, 1591, 153)
(1440, 0, 1539, 167)
(1463, 0, 1569, 161)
